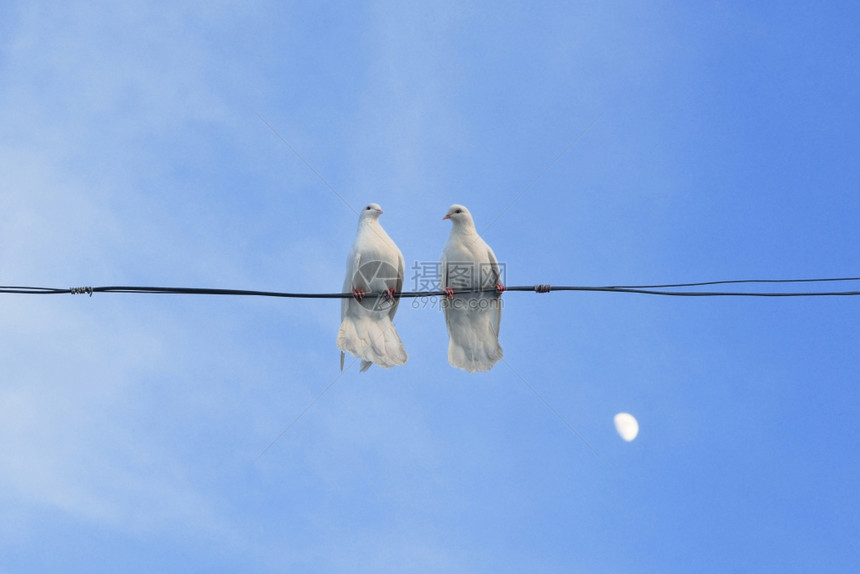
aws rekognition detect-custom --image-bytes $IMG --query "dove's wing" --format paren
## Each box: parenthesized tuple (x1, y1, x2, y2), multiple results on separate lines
(341, 250, 360, 321)
(485, 243, 502, 338)
(388, 248, 405, 322)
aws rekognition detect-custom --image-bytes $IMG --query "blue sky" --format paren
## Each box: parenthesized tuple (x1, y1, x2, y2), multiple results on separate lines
(1, 2, 858, 572)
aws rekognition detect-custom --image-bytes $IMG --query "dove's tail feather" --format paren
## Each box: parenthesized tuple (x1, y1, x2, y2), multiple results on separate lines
(445, 300, 503, 372)
(448, 334, 503, 372)
(337, 314, 408, 370)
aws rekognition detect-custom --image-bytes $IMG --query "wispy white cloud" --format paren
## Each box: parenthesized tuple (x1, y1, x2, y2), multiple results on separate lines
(0, 298, 213, 528)
(0, 0, 273, 550)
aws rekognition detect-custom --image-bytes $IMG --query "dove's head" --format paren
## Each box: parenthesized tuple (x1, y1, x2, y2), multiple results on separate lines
(443, 204, 474, 228)
(360, 203, 384, 220)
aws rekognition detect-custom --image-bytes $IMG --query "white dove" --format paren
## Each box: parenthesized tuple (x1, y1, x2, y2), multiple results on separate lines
(337, 203, 408, 371)
(440, 204, 504, 372)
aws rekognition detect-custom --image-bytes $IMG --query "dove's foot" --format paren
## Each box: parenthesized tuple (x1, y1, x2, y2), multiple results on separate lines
(445, 287, 454, 299)
(496, 284, 506, 294)
(352, 288, 365, 301)
(384, 287, 396, 300)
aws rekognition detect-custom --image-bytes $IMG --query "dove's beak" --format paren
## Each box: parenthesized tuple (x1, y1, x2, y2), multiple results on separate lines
(377, 209, 383, 214)
(442, 214, 451, 220)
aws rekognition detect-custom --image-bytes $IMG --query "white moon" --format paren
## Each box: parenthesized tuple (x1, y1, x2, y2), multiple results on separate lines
(614, 412, 639, 442)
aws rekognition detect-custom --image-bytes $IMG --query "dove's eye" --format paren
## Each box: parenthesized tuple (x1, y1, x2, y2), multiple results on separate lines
(365, 206, 372, 210)
(455, 209, 462, 213)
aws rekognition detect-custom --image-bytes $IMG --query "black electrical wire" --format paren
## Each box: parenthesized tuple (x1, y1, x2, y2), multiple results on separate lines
(601, 277, 860, 289)
(1, 277, 859, 298)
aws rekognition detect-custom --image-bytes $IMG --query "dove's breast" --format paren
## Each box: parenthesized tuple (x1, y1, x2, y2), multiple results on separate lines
(442, 235, 492, 290)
